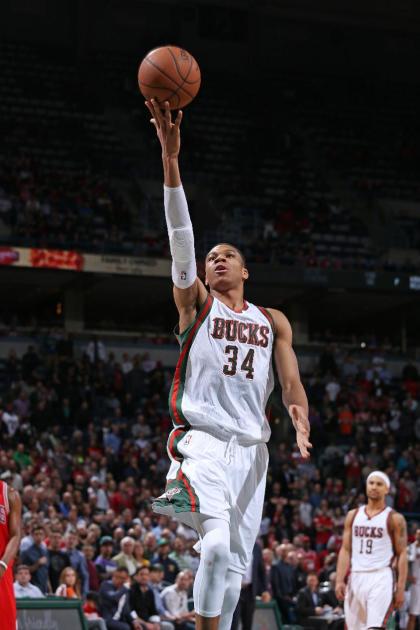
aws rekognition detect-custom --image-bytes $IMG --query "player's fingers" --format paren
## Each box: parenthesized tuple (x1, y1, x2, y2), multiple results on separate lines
(164, 101, 171, 125)
(174, 110, 183, 129)
(151, 99, 164, 126)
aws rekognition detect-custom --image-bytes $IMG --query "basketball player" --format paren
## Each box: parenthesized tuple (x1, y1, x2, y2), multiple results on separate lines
(407, 528, 420, 630)
(0, 476, 22, 630)
(335, 471, 408, 630)
(145, 99, 311, 630)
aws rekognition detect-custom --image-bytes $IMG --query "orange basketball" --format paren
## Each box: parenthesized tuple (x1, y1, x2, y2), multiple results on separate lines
(138, 45, 201, 110)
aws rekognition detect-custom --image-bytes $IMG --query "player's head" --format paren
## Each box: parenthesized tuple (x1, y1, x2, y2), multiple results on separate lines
(366, 471, 390, 501)
(205, 243, 248, 291)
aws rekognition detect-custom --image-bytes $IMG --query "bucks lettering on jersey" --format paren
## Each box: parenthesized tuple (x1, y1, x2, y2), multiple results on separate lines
(351, 506, 395, 571)
(168, 295, 274, 450)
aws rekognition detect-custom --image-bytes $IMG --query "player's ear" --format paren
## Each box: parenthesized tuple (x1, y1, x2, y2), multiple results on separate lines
(242, 267, 249, 281)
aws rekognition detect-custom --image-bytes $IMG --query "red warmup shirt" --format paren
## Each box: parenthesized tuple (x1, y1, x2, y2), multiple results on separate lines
(0, 480, 16, 630)
(314, 513, 334, 547)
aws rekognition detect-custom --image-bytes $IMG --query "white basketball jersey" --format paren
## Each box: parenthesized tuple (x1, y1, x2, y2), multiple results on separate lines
(351, 505, 395, 572)
(408, 542, 420, 579)
(169, 294, 274, 445)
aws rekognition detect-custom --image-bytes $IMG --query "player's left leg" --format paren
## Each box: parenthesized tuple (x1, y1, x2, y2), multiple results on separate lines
(192, 515, 232, 629)
(218, 441, 269, 630)
(366, 568, 394, 630)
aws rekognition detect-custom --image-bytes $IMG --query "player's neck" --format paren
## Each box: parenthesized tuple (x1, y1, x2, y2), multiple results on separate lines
(210, 287, 245, 312)
(366, 499, 386, 515)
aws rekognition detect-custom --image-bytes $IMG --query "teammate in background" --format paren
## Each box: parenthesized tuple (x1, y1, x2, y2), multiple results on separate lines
(407, 528, 420, 630)
(335, 471, 408, 630)
(0, 477, 22, 630)
(145, 98, 311, 630)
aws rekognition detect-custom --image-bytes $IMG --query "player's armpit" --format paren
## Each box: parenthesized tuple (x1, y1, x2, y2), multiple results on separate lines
(174, 278, 208, 334)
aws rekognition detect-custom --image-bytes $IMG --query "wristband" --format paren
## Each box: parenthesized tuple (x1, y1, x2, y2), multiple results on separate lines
(0, 560, 7, 571)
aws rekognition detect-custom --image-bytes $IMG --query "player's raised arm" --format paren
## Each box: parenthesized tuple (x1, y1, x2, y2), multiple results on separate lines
(335, 509, 355, 600)
(268, 308, 311, 458)
(145, 99, 207, 333)
(391, 512, 408, 609)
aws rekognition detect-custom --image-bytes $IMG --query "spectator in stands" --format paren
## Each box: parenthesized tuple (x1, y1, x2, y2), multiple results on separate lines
(83, 592, 108, 630)
(113, 537, 141, 577)
(55, 567, 81, 598)
(262, 548, 276, 598)
(161, 572, 195, 630)
(83, 544, 101, 592)
(14, 564, 45, 598)
(272, 546, 297, 623)
(154, 539, 179, 585)
(129, 566, 174, 630)
(20, 525, 49, 594)
(231, 543, 270, 630)
(149, 564, 176, 623)
(48, 529, 71, 592)
(99, 567, 135, 630)
(96, 536, 118, 581)
(296, 572, 330, 628)
(66, 530, 90, 596)
(168, 539, 191, 573)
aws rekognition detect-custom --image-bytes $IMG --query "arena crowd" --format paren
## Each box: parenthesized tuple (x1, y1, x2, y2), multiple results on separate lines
(0, 335, 419, 628)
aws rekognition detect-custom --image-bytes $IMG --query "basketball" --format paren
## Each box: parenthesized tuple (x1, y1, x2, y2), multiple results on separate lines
(138, 45, 201, 110)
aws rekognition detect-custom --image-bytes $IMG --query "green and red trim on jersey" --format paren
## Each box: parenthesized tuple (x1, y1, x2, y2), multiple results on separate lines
(167, 426, 188, 462)
(153, 465, 200, 513)
(169, 294, 213, 427)
(257, 305, 275, 335)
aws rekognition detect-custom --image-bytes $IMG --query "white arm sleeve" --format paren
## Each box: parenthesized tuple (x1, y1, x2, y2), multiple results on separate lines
(164, 185, 197, 289)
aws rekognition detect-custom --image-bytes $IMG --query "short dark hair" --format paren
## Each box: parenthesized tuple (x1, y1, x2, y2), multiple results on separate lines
(206, 243, 246, 266)
(16, 564, 30, 573)
(134, 566, 149, 576)
(115, 567, 129, 575)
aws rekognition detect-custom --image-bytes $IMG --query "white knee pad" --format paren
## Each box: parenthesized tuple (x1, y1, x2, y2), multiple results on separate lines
(193, 526, 231, 617)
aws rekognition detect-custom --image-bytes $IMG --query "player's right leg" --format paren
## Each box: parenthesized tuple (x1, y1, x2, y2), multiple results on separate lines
(344, 573, 368, 630)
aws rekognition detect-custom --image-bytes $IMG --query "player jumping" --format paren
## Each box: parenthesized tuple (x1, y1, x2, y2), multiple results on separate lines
(145, 99, 311, 630)
(336, 471, 408, 630)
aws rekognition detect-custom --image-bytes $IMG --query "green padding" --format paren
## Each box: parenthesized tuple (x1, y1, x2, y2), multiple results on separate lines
(16, 598, 88, 630)
(255, 600, 283, 629)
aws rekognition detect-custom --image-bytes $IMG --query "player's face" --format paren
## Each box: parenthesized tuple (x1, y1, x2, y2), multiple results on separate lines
(205, 245, 248, 291)
(416, 529, 420, 543)
(366, 476, 388, 500)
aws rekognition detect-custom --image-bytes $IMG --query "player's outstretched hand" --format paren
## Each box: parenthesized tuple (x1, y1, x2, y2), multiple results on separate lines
(335, 581, 346, 601)
(289, 404, 312, 458)
(145, 99, 182, 159)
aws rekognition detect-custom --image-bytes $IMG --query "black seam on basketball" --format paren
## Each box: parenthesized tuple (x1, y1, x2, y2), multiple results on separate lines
(166, 47, 200, 84)
(140, 82, 181, 107)
(168, 48, 200, 85)
(139, 82, 180, 91)
(167, 46, 192, 82)
(145, 55, 194, 99)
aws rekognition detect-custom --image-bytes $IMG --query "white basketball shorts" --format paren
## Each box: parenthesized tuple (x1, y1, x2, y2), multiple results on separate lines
(345, 567, 394, 629)
(409, 583, 420, 615)
(153, 428, 269, 574)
